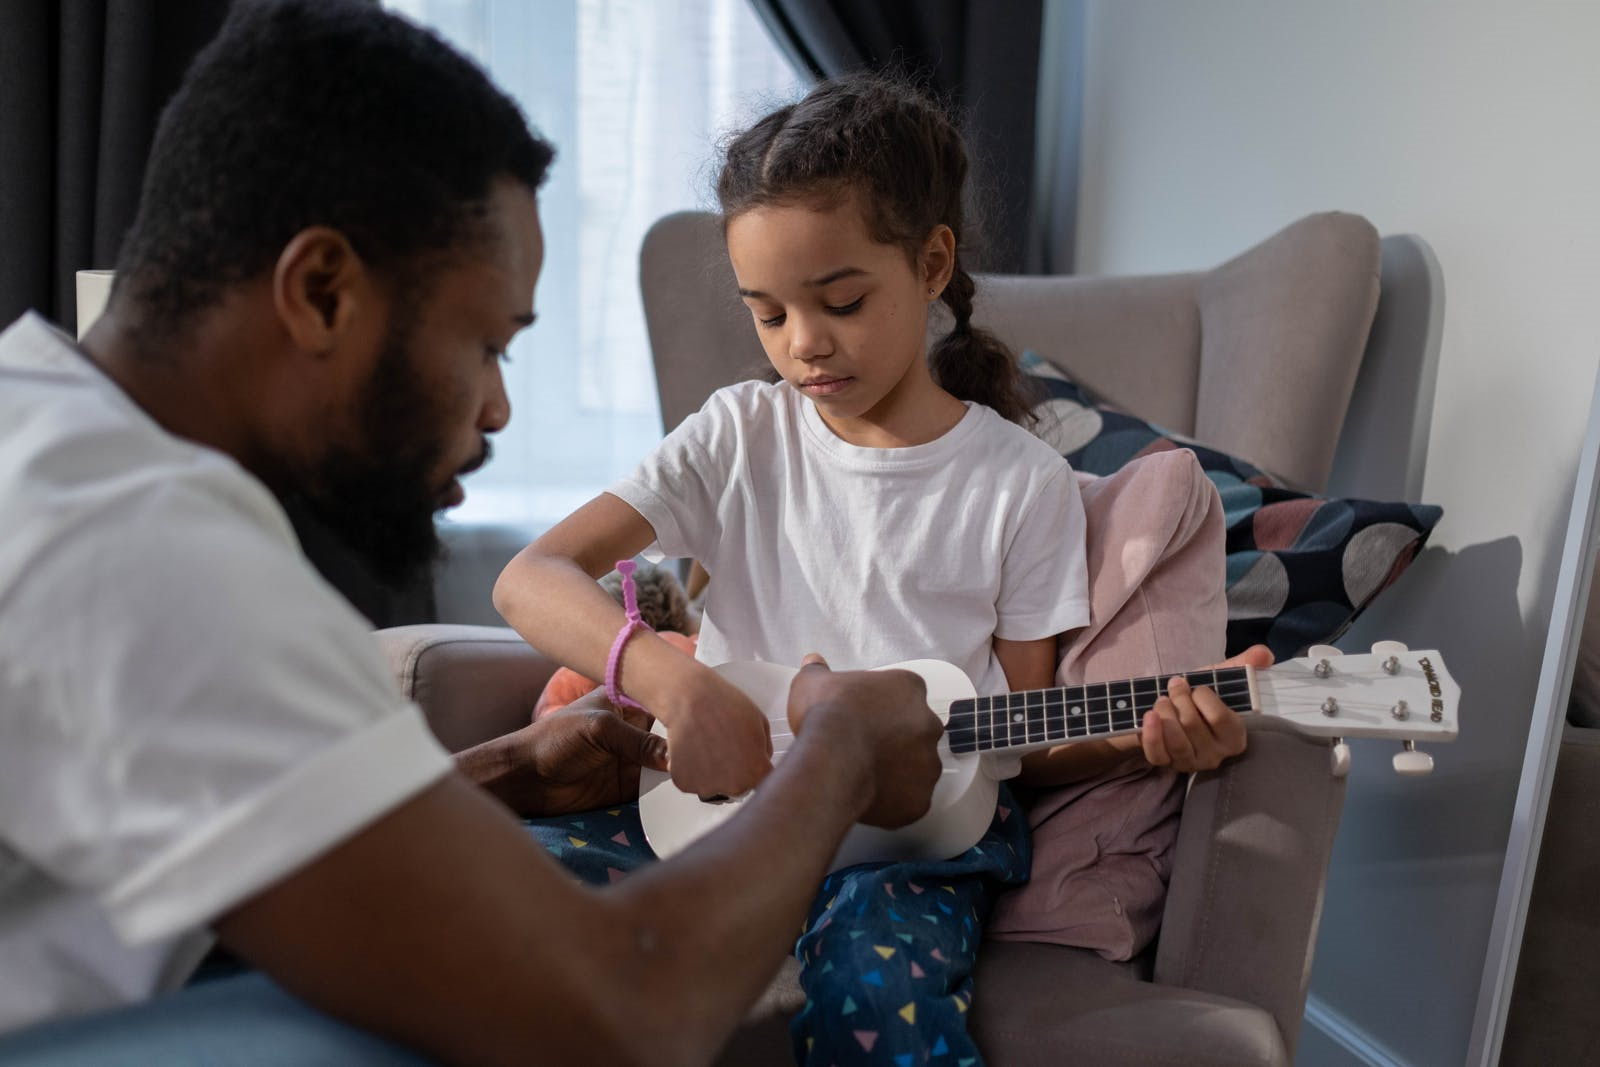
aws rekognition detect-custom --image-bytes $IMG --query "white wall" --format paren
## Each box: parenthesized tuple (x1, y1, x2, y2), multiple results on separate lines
(1070, 2, 1600, 1063)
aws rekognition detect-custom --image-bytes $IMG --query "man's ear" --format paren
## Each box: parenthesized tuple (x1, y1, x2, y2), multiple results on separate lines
(921, 224, 957, 296)
(271, 227, 374, 357)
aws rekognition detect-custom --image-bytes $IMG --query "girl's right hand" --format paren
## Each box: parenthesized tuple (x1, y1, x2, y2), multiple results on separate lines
(654, 666, 774, 798)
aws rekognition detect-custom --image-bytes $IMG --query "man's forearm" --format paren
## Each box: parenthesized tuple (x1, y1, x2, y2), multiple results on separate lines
(453, 719, 876, 1063)
(597, 737, 870, 1063)
(217, 756, 867, 1067)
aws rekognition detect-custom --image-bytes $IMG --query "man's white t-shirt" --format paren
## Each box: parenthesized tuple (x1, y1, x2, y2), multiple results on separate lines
(609, 380, 1090, 696)
(0, 314, 455, 1034)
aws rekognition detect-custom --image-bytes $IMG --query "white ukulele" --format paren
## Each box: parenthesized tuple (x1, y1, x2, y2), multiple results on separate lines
(637, 642, 1459, 874)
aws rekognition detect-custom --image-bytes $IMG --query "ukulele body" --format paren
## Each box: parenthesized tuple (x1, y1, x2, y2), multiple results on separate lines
(637, 659, 1002, 872)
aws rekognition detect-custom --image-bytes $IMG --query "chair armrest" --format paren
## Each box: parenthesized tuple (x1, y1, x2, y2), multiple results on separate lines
(971, 942, 1289, 1067)
(377, 624, 560, 753)
(1153, 716, 1347, 1055)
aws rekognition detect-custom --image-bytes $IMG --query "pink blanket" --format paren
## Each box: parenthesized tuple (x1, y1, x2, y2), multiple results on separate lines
(988, 449, 1227, 960)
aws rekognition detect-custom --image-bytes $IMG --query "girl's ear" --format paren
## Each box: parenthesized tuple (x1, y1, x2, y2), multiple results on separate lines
(921, 224, 957, 298)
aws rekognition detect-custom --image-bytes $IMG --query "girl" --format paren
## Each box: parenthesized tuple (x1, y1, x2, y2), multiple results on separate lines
(497, 74, 1089, 1065)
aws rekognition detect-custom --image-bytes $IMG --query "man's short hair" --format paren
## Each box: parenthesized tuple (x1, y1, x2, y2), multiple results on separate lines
(116, 0, 555, 333)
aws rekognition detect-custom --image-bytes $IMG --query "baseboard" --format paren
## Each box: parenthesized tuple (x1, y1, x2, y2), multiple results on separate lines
(1302, 994, 1408, 1067)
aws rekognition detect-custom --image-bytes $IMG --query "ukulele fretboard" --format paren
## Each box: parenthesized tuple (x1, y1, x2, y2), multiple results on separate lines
(945, 667, 1254, 755)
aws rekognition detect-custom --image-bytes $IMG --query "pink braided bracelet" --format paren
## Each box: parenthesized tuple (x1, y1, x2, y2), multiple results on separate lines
(604, 559, 652, 712)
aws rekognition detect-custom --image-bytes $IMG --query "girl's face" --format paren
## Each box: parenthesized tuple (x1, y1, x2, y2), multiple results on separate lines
(725, 195, 959, 447)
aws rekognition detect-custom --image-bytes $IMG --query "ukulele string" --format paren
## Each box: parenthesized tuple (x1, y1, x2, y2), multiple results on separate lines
(756, 701, 1414, 733)
(718, 679, 1424, 747)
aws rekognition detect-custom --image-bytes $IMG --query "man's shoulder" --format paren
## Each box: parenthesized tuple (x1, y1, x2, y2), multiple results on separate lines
(0, 400, 304, 674)
(0, 360, 290, 579)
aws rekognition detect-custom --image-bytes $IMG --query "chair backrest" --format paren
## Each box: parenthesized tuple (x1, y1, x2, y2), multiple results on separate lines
(1326, 233, 1444, 502)
(638, 210, 1407, 494)
(638, 211, 754, 436)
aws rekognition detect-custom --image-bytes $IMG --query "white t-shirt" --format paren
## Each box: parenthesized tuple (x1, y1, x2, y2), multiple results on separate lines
(610, 380, 1089, 696)
(0, 314, 454, 1034)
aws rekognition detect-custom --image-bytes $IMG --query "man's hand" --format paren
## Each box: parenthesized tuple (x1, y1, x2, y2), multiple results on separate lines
(1138, 644, 1271, 772)
(785, 654, 944, 829)
(455, 694, 669, 817)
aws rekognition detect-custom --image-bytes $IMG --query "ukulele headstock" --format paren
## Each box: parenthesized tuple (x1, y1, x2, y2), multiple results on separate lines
(1254, 642, 1460, 777)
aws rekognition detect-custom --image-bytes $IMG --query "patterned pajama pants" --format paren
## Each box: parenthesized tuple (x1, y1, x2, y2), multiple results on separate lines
(524, 786, 1031, 1067)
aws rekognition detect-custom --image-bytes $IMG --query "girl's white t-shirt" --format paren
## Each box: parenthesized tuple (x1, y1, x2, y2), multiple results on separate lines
(609, 380, 1090, 696)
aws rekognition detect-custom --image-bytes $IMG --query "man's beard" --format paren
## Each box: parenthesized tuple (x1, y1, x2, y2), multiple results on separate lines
(293, 320, 484, 589)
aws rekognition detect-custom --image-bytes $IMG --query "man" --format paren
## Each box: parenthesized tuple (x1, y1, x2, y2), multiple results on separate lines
(0, 2, 1247, 1063)
(0, 4, 946, 1064)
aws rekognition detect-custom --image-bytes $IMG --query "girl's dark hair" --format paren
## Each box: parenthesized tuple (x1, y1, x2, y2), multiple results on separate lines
(716, 73, 1038, 425)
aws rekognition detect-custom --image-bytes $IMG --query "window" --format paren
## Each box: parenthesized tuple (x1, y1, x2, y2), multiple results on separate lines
(384, 0, 802, 532)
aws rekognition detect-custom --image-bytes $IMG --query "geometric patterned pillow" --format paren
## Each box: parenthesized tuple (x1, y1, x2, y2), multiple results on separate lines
(1023, 354, 1443, 659)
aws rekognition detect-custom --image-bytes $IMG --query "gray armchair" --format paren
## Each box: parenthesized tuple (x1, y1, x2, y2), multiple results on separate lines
(379, 209, 1442, 1065)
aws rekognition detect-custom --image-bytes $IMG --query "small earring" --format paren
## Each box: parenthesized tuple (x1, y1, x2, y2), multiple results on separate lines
(928, 288, 936, 296)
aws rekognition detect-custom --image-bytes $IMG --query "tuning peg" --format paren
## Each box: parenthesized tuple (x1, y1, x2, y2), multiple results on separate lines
(1308, 644, 1342, 678)
(1393, 739, 1434, 776)
(1371, 640, 1409, 675)
(1330, 739, 1351, 778)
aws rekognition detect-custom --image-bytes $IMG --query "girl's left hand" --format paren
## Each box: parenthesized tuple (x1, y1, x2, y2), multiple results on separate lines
(1139, 644, 1269, 771)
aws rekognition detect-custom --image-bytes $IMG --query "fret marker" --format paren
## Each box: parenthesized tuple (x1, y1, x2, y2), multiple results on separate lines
(1115, 699, 1127, 710)
(1012, 712, 1023, 724)
(1070, 705, 1082, 716)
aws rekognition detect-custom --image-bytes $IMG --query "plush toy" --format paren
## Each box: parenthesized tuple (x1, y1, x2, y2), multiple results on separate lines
(532, 562, 699, 719)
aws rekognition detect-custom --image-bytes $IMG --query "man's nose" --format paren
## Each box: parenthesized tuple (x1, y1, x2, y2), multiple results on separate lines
(481, 361, 511, 433)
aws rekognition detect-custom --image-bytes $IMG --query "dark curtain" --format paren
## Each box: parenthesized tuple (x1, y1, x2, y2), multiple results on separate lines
(748, 0, 1045, 274)
(0, 0, 232, 329)
(0, 0, 435, 627)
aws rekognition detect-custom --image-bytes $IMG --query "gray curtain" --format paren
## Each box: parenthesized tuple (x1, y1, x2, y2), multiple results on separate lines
(748, 0, 1046, 274)
(0, 0, 233, 328)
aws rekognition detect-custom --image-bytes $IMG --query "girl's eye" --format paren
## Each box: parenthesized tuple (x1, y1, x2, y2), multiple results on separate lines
(754, 296, 860, 329)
